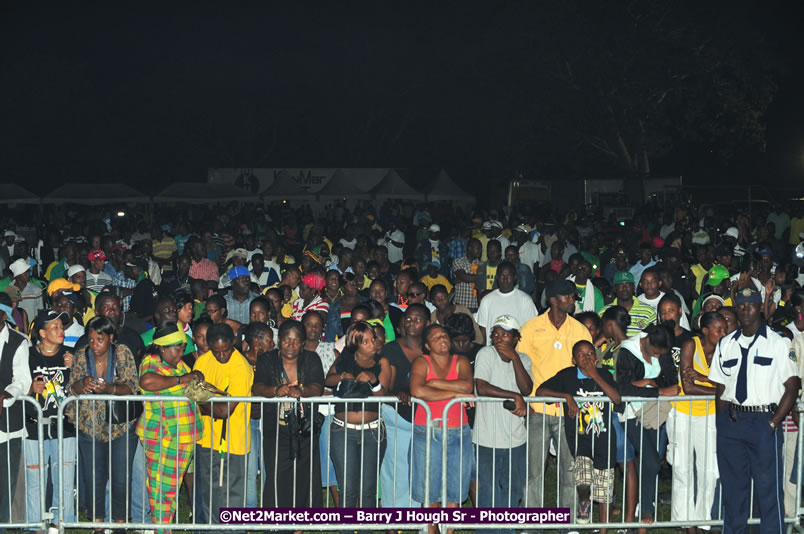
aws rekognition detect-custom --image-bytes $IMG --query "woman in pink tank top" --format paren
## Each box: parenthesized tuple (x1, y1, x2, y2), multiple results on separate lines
(410, 324, 474, 534)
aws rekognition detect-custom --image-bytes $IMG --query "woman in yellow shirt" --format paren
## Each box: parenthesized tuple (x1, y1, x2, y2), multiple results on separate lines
(668, 311, 727, 530)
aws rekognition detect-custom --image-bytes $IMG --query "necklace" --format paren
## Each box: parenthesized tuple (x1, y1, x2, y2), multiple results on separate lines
(38, 345, 59, 355)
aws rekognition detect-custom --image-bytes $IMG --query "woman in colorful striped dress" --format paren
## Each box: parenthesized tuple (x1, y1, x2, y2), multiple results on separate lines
(137, 322, 204, 527)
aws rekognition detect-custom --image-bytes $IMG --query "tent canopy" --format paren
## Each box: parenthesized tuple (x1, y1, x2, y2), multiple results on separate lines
(426, 169, 475, 202)
(154, 182, 261, 204)
(0, 184, 40, 204)
(259, 170, 319, 200)
(316, 169, 372, 200)
(42, 184, 150, 205)
(370, 169, 425, 200)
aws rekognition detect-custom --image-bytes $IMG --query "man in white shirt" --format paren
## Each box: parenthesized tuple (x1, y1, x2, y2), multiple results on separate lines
(516, 225, 544, 275)
(475, 262, 538, 345)
(382, 222, 405, 266)
(0, 293, 33, 533)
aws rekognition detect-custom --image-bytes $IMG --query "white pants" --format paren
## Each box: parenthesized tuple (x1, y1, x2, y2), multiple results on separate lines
(668, 410, 719, 523)
(783, 430, 798, 516)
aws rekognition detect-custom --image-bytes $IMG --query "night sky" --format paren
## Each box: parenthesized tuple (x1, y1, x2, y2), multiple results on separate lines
(2, 2, 803, 198)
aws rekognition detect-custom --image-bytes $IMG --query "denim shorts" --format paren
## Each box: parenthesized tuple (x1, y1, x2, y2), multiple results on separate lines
(612, 417, 636, 463)
(411, 424, 472, 504)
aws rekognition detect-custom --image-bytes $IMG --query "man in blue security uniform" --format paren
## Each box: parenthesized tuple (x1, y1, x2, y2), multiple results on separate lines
(708, 287, 800, 534)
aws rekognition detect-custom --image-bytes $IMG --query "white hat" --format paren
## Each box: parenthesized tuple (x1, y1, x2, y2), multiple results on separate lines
(428, 224, 441, 233)
(691, 230, 711, 245)
(3, 230, 15, 238)
(724, 227, 739, 240)
(514, 224, 529, 233)
(489, 220, 503, 229)
(67, 264, 86, 278)
(493, 314, 521, 332)
(481, 221, 493, 230)
(9, 258, 29, 278)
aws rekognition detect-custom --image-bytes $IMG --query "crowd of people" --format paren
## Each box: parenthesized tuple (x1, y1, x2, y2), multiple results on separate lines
(0, 199, 803, 533)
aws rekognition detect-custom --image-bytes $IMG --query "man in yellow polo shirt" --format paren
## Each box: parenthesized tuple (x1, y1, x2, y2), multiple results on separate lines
(193, 323, 253, 530)
(517, 279, 592, 512)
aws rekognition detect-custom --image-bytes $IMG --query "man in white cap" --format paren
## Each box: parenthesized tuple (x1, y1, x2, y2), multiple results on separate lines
(9, 258, 43, 322)
(473, 314, 533, 516)
(415, 224, 449, 277)
(484, 220, 510, 253)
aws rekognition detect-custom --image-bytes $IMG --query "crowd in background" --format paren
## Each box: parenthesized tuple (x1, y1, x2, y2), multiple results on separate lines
(1, 198, 804, 532)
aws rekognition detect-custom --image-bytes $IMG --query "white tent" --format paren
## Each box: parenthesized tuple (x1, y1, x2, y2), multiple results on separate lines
(0, 184, 40, 204)
(260, 170, 318, 201)
(370, 169, 425, 201)
(42, 184, 150, 205)
(426, 169, 475, 202)
(154, 182, 261, 204)
(316, 169, 372, 200)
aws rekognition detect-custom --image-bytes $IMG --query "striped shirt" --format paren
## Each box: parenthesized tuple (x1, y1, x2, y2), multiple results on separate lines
(290, 294, 329, 321)
(152, 237, 178, 271)
(86, 270, 114, 293)
(136, 355, 202, 444)
(599, 296, 657, 337)
(189, 258, 219, 282)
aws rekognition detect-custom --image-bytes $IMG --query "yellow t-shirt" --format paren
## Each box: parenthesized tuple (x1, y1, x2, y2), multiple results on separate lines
(517, 313, 593, 417)
(673, 336, 716, 416)
(691, 264, 708, 295)
(484, 265, 498, 291)
(421, 274, 453, 293)
(193, 349, 253, 455)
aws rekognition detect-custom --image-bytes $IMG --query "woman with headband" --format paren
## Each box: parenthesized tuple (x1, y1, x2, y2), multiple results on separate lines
(290, 271, 329, 324)
(137, 322, 204, 529)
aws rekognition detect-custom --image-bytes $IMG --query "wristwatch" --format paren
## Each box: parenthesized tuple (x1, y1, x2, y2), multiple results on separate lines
(769, 420, 778, 433)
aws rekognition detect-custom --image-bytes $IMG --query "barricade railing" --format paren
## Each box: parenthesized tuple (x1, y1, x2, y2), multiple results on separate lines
(439, 395, 804, 531)
(56, 394, 434, 532)
(0, 397, 48, 532)
(0, 392, 792, 532)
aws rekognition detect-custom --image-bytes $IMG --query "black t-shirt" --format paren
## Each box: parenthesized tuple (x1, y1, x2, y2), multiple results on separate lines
(254, 349, 324, 437)
(669, 329, 693, 371)
(541, 366, 619, 469)
(383, 340, 414, 422)
(27, 346, 75, 439)
(334, 350, 384, 413)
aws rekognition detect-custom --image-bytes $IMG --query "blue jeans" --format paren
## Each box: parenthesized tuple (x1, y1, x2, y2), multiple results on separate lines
(246, 418, 262, 508)
(319, 414, 338, 489)
(379, 405, 420, 507)
(77, 429, 137, 522)
(130, 439, 152, 524)
(476, 444, 526, 534)
(330, 420, 386, 507)
(411, 424, 472, 505)
(24, 437, 77, 525)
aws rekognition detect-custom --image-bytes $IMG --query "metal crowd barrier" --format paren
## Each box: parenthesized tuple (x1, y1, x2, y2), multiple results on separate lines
(0, 393, 793, 532)
(0, 397, 48, 532)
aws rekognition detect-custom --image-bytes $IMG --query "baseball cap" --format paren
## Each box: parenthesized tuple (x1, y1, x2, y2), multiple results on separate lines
(702, 295, 725, 309)
(428, 224, 441, 233)
(47, 278, 81, 296)
(724, 227, 740, 240)
(225, 248, 249, 263)
(613, 271, 635, 285)
(9, 258, 29, 278)
(481, 221, 492, 230)
(706, 265, 730, 287)
(691, 230, 711, 245)
(228, 265, 250, 281)
(67, 264, 86, 278)
(734, 287, 762, 305)
(88, 249, 107, 261)
(3, 230, 15, 238)
(493, 315, 521, 332)
(125, 257, 148, 270)
(652, 236, 665, 249)
(489, 221, 503, 229)
(33, 310, 70, 333)
(545, 279, 577, 300)
(514, 224, 529, 233)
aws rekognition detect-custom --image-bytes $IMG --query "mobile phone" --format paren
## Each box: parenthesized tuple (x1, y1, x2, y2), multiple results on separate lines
(503, 399, 516, 411)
